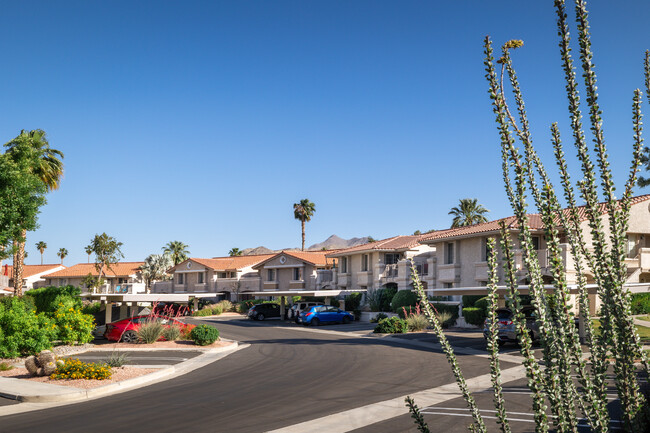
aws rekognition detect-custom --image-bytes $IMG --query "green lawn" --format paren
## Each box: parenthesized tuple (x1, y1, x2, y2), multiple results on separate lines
(637, 315, 650, 322)
(592, 320, 650, 343)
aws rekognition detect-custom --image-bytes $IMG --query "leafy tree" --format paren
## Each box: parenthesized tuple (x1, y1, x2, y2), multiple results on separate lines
(86, 233, 124, 293)
(448, 198, 489, 228)
(35, 241, 47, 265)
(163, 240, 189, 265)
(367, 236, 376, 243)
(228, 248, 242, 256)
(139, 253, 173, 293)
(57, 248, 68, 264)
(82, 273, 104, 293)
(84, 245, 93, 263)
(293, 198, 315, 251)
(413, 230, 421, 235)
(3, 130, 63, 295)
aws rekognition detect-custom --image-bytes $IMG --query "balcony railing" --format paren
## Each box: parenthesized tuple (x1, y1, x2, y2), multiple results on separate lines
(414, 263, 429, 276)
(383, 264, 398, 278)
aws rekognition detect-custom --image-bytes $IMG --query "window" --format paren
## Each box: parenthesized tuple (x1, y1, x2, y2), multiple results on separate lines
(218, 272, 227, 278)
(531, 236, 540, 250)
(385, 253, 400, 265)
(482, 238, 489, 262)
(293, 267, 303, 281)
(178, 274, 184, 284)
(267, 269, 275, 281)
(340, 257, 348, 273)
(443, 282, 454, 288)
(361, 254, 369, 272)
(198, 272, 204, 284)
(445, 243, 454, 264)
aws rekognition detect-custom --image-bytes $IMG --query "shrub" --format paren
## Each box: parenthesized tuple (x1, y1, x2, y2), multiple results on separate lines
(373, 316, 408, 334)
(631, 293, 650, 315)
(366, 288, 384, 312)
(391, 290, 418, 313)
(0, 297, 54, 358)
(370, 312, 389, 323)
(462, 295, 484, 308)
(463, 307, 487, 327)
(50, 358, 112, 380)
(0, 361, 13, 371)
(180, 325, 193, 340)
(344, 292, 362, 311)
(216, 300, 233, 312)
(431, 303, 459, 328)
(436, 311, 453, 328)
(211, 305, 223, 315)
(192, 308, 213, 317)
(381, 286, 398, 312)
(406, 314, 428, 332)
(136, 320, 164, 344)
(474, 296, 489, 313)
(26, 285, 81, 313)
(53, 303, 95, 345)
(81, 301, 102, 315)
(190, 324, 220, 346)
(162, 325, 181, 341)
(104, 351, 130, 367)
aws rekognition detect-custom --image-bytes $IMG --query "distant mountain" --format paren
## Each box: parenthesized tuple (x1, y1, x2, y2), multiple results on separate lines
(240, 235, 370, 255)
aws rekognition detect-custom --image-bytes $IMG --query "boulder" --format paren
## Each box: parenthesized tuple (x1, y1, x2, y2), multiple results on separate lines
(24, 350, 58, 377)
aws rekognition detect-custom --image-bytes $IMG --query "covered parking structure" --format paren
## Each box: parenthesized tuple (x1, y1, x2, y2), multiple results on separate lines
(248, 289, 367, 319)
(86, 292, 224, 324)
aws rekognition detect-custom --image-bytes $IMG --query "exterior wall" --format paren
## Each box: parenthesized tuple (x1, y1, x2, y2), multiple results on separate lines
(256, 254, 317, 292)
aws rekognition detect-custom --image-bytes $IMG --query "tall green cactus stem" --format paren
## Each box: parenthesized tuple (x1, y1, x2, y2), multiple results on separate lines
(405, 397, 431, 433)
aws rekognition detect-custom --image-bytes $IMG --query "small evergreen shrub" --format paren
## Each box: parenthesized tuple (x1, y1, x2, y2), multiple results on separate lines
(53, 302, 95, 344)
(0, 361, 14, 371)
(104, 351, 130, 367)
(190, 325, 220, 345)
(631, 293, 650, 315)
(136, 320, 164, 343)
(463, 307, 487, 327)
(381, 286, 398, 312)
(162, 325, 181, 341)
(370, 312, 389, 323)
(344, 292, 362, 311)
(81, 301, 102, 315)
(211, 305, 223, 315)
(406, 314, 428, 332)
(0, 297, 54, 358)
(474, 296, 489, 313)
(373, 316, 408, 334)
(216, 300, 233, 312)
(391, 290, 418, 313)
(462, 295, 484, 308)
(51, 358, 112, 380)
(26, 285, 81, 313)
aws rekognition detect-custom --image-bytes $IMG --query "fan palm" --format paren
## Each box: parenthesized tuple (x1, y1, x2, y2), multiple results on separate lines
(57, 248, 68, 264)
(229, 248, 242, 256)
(140, 253, 173, 293)
(4, 130, 64, 295)
(35, 241, 47, 265)
(293, 199, 316, 251)
(448, 198, 489, 228)
(163, 241, 190, 265)
(85, 245, 93, 263)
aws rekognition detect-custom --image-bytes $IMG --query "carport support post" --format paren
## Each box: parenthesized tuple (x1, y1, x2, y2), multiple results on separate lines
(105, 302, 113, 324)
(130, 302, 138, 317)
(193, 297, 199, 312)
(119, 303, 128, 320)
(280, 296, 285, 320)
(325, 297, 330, 306)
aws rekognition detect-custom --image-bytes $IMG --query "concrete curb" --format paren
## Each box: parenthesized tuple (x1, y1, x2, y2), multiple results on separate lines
(0, 341, 247, 404)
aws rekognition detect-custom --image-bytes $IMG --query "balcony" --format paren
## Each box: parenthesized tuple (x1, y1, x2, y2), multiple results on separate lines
(514, 249, 550, 271)
(356, 271, 372, 286)
(382, 264, 398, 279)
(193, 283, 207, 293)
(474, 262, 488, 281)
(263, 281, 278, 290)
(438, 263, 459, 282)
(289, 280, 305, 290)
(337, 273, 350, 287)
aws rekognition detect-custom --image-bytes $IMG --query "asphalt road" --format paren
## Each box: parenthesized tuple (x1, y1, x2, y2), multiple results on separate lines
(62, 350, 201, 366)
(0, 318, 517, 433)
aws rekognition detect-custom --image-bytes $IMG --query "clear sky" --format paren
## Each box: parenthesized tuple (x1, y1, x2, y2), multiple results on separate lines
(3, 1, 650, 265)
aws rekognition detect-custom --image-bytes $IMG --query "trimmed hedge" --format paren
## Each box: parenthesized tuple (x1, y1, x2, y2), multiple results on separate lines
(190, 324, 220, 346)
(344, 292, 362, 311)
(474, 296, 489, 312)
(463, 307, 487, 327)
(373, 317, 408, 334)
(462, 295, 484, 308)
(27, 285, 81, 313)
(391, 290, 419, 313)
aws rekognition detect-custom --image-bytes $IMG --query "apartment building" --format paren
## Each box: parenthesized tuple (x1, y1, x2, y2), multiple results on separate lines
(4, 264, 66, 291)
(252, 250, 337, 293)
(45, 262, 145, 294)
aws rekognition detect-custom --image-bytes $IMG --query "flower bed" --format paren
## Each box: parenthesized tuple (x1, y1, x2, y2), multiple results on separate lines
(0, 366, 158, 389)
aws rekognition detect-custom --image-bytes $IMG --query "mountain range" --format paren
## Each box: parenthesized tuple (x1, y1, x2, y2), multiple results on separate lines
(240, 235, 370, 255)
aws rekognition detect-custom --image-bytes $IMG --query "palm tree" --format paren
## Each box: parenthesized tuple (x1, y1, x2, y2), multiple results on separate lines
(448, 198, 489, 228)
(35, 241, 47, 265)
(293, 199, 316, 251)
(57, 248, 68, 264)
(163, 241, 190, 265)
(229, 248, 243, 257)
(4, 130, 64, 296)
(140, 253, 173, 293)
(85, 245, 93, 263)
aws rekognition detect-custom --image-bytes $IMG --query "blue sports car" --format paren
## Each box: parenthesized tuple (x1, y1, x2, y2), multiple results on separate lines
(298, 305, 354, 326)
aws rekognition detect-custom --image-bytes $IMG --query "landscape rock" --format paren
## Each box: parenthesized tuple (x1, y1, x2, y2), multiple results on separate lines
(24, 350, 58, 377)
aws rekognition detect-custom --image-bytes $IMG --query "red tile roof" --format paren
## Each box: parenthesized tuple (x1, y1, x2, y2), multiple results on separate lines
(253, 250, 339, 268)
(420, 194, 650, 243)
(3, 264, 65, 279)
(46, 262, 144, 278)
(326, 236, 423, 257)
(174, 254, 276, 272)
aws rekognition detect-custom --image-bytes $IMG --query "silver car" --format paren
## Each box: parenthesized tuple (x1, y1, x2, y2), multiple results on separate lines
(483, 306, 540, 345)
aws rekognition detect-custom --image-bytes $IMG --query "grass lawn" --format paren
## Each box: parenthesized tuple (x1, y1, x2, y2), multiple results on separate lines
(637, 315, 650, 322)
(592, 320, 650, 343)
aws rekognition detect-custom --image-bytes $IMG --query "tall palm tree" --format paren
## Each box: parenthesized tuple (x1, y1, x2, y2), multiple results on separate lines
(4, 130, 64, 296)
(35, 241, 47, 265)
(448, 198, 489, 228)
(163, 241, 190, 265)
(57, 248, 68, 264)
(85, 245, 93, 263)
(293, 199, 316, 251)
(229, 248, 243, 257)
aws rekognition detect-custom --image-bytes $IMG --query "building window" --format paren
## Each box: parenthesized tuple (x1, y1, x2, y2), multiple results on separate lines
(293, 267, 302, 281)
(385, 253, 400, 265)
(443, 282, 453, 289)
(531, 236, 540, 251)
(267, 269, 275, 281)
(341, 257, 348, 273)
(361, 254, 369, 272)
(482, 238, 489, 262)
(445, 243, 454, 265)
(198, 272, 204, 284)
(178, 274, 184, 284)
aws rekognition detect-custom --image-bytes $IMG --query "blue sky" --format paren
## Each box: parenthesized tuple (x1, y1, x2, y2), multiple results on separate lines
(2, 1, 650, 265)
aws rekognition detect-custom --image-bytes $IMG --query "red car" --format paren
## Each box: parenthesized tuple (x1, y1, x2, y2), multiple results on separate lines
(104, 315, 194, 342)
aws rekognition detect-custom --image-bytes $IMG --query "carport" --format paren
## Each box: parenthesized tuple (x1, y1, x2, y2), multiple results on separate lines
(87, 293, 225, 324)
(248, 289, 367, 320)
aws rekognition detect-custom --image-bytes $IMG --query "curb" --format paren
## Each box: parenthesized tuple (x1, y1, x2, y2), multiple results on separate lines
(0, 341, 247, 404)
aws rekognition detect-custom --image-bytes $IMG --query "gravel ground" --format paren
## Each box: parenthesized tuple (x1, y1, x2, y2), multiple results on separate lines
(0, 344, 95, 366)
(0, 366, 159, 389)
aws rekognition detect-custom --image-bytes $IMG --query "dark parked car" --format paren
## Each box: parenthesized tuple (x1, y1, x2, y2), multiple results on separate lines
(483, 306, 540, 345)
(298, 305, 354, 326)
(247, 303, 281, 321)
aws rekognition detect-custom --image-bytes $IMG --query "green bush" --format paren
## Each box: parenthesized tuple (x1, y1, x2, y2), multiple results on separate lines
(211, 305, 223, 315)
(190, 324, 220, 346)
(381, 286, 398, 312)
(462, 295, 484, 308)
(216, 300, 233, 312)
(431, 303, 459, 328)
(53, 302, 95, 344)
(104, 351, 130, 367)
(406, 314, 428, 332)
(474, 296, 489, 312)
(162, 325, 181, 341)
(391, 290, 418, 313)
(462, 307, 487, 327)
(370, 312, 389, 323)
(136, 320, 164, 344)
(344, 292, 362, 311)
(81, 301, 102, 315)
(26, 285, 81, 313)
(0, 297, 54, 358)
(373, 316, 408, 334)
(631, 293, 650, 315)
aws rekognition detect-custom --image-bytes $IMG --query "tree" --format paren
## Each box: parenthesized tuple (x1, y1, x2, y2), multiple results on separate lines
(163, 241, 189, 265)
(448, 198, 489, 228)
(367, 236, 376, 243)
(57, 248, 68, 264)
(3, 130, 63, 295)
(86, 233, 124, 294)
(85, 245, 93, 263)
(638, 147, 650, 187)
(35, 241, 47, 265)
(228, 248, 243, 256)
(293, 199, 316, 251)
(413, 230, 421, 236)
(140, 253, 173, 293)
